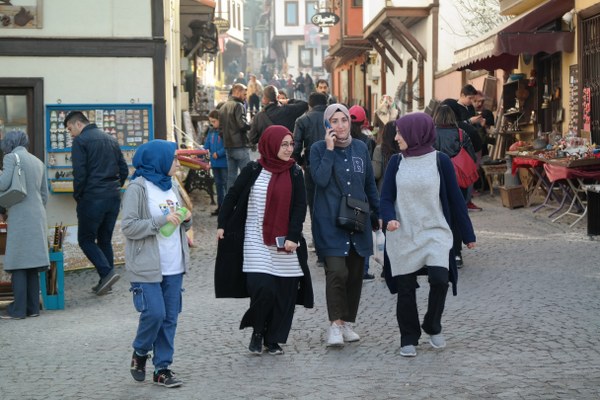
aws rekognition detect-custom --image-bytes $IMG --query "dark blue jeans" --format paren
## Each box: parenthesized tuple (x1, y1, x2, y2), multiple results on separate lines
(131, 273, 184, 370)
(76, 196, 121, 279)
(212, 167, 228, 207)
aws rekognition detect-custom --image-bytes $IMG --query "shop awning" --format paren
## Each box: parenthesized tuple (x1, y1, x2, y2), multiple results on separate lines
(453, 0, 574, 71)
(328, 38, 371, 68)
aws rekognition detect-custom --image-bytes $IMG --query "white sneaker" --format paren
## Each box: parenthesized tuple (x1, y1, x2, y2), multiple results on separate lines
(400, 345, 417, 357)
(326, 323, 344, 347)
(429, 334, 446, 349)
(341, 323, 360, 342)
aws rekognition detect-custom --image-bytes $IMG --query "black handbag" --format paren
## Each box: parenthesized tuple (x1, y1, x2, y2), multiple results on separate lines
(333, 172, 369, 232)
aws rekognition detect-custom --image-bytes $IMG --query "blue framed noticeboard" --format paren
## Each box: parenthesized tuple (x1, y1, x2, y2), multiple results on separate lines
(46, 104, 154, 152)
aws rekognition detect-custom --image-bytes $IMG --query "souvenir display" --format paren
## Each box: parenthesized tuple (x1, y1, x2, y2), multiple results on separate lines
(45, 104, 154, 193)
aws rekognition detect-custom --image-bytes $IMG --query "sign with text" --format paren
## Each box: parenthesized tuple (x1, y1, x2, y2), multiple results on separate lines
(311, 12, 339, 27)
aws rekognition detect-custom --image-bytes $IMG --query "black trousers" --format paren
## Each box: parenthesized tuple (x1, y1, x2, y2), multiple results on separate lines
(324, 248, 364, 322)
(241, 273, 299, 344)
(396, 266, 449, 347)
(8, 268, 42, 318)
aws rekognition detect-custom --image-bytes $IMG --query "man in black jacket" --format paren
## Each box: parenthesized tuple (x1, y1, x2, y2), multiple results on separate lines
(65, 111, 129, 296)
(292, 92, 327, 217)
(248, 85, 308, 145)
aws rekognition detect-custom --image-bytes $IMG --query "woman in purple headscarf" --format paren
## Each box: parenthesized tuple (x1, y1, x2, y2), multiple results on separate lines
(379, 112, 476, 358)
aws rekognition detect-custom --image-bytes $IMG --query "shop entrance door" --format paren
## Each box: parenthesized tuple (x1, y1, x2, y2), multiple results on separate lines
(0, 78, 44, 162)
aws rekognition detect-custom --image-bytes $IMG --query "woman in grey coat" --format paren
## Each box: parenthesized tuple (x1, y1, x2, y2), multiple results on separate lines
(0, 130, 49, 320)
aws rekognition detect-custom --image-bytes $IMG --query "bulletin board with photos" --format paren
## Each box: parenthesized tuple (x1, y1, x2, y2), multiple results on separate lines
(45, 104, 154, 193)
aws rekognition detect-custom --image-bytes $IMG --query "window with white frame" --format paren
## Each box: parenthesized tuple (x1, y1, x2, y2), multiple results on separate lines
(285, 1, 299, 26)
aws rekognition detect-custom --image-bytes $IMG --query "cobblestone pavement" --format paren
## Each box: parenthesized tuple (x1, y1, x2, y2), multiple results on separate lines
(1, 190, 599, 400)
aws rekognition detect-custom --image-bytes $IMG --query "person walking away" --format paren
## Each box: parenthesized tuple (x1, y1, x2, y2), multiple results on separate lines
(292, 92, 328, 267)
(204, 110, 228, 216)
(348, 105, 376, 281)
(310, 104, 380, 347)
(248, 85, 308, 145)
(65, 111, 128, 296)
(380, 113, 476, 357)
(441, 84, 484, 211)
(433, 105, 476, 268)
(215, 125, 313, 355)
(247, 74, 264, 116)
(219, 84, 251, 189)
(292, 92, 328, 218)
(372, 121, 401, 192)
(0, 131, 49, 320)
(122, 140, 192, 388)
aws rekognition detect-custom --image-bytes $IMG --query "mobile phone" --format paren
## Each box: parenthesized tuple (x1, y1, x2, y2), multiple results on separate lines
(324, 120, 332, 130)
(275, 236, 286, 248)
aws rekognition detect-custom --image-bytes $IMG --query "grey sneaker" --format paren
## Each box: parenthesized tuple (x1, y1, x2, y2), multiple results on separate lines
(429, 334, 446, 349)
(95, 270, 120, 296)
(400, 345, 417, 357)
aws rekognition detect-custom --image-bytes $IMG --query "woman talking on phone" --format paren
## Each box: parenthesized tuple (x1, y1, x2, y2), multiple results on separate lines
(309, 104, 380, 347)
(215, 125, 313, 356)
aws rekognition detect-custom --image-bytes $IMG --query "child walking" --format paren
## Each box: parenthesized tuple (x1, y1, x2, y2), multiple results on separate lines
(204, 109, 228, 216)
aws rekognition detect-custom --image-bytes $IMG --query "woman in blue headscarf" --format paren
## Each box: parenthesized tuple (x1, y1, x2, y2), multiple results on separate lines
(121, 140, 192, 388)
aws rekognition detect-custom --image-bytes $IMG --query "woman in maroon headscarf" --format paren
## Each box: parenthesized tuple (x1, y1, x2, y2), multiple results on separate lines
(380, 113, 476, 358)
(215, 125, 313, 356)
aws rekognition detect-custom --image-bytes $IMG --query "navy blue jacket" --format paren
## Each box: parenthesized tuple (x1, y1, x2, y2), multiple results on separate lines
(71, 123, 128, 202)
(309, 139, 380, 258)
(380, 152, 476, 295)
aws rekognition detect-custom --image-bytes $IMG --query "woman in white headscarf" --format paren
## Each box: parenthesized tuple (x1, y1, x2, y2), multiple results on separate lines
(309, 104, 380, 347)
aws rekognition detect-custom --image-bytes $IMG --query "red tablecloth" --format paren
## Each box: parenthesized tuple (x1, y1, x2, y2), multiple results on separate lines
(543, 163, 600, 182)
(512, 157, 545, 175)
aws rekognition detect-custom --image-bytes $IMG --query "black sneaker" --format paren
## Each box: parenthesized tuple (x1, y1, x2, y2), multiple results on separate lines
(95, 270, 120, 296)
(130, 351, 149, 382)
(455, 255, 463, 269)
(91, 281, 112, 294)
(249, 332, 263, 354)
(266, 343, 284, 355)
(363, 273, 375, 281)
(210, 207, 220, 216)
(153, 369, 182, 388)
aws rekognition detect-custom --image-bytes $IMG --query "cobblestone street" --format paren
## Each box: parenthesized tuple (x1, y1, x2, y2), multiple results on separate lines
(1, 190, 599, 400)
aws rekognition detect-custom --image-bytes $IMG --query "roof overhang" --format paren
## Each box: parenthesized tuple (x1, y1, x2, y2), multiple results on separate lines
(453, 0, 574, 71)
(363, 7, 430, 72)
(328, 38, 371, 69)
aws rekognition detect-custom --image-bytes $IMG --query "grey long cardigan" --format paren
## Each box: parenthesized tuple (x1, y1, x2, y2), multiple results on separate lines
(0, 146, 49, 270)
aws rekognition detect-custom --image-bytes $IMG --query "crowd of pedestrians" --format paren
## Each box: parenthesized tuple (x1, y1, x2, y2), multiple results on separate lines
(0, 74, 486, 390)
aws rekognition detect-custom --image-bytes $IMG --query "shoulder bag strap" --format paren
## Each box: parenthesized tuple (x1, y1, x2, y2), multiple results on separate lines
(332, 168, 346, 196)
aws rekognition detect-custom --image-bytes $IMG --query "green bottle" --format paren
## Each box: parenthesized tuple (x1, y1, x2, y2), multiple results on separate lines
(159, 206, 188, 237)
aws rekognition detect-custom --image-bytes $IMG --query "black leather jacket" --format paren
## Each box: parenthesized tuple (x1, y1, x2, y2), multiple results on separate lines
(434, 126, 476, 162)
(71, 124, 129, 202)
(291, 104, 326, 166)
(219, 96, 250, 148)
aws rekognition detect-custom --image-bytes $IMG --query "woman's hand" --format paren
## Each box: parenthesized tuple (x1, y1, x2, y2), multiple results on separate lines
(166, 212, 182, 226)
(324, 129, 336, 150)
(386, 220, 400, 232)
(217, 228, 225, 240)
(284, 240, 298, 253)
(466, 242, 476, 249)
